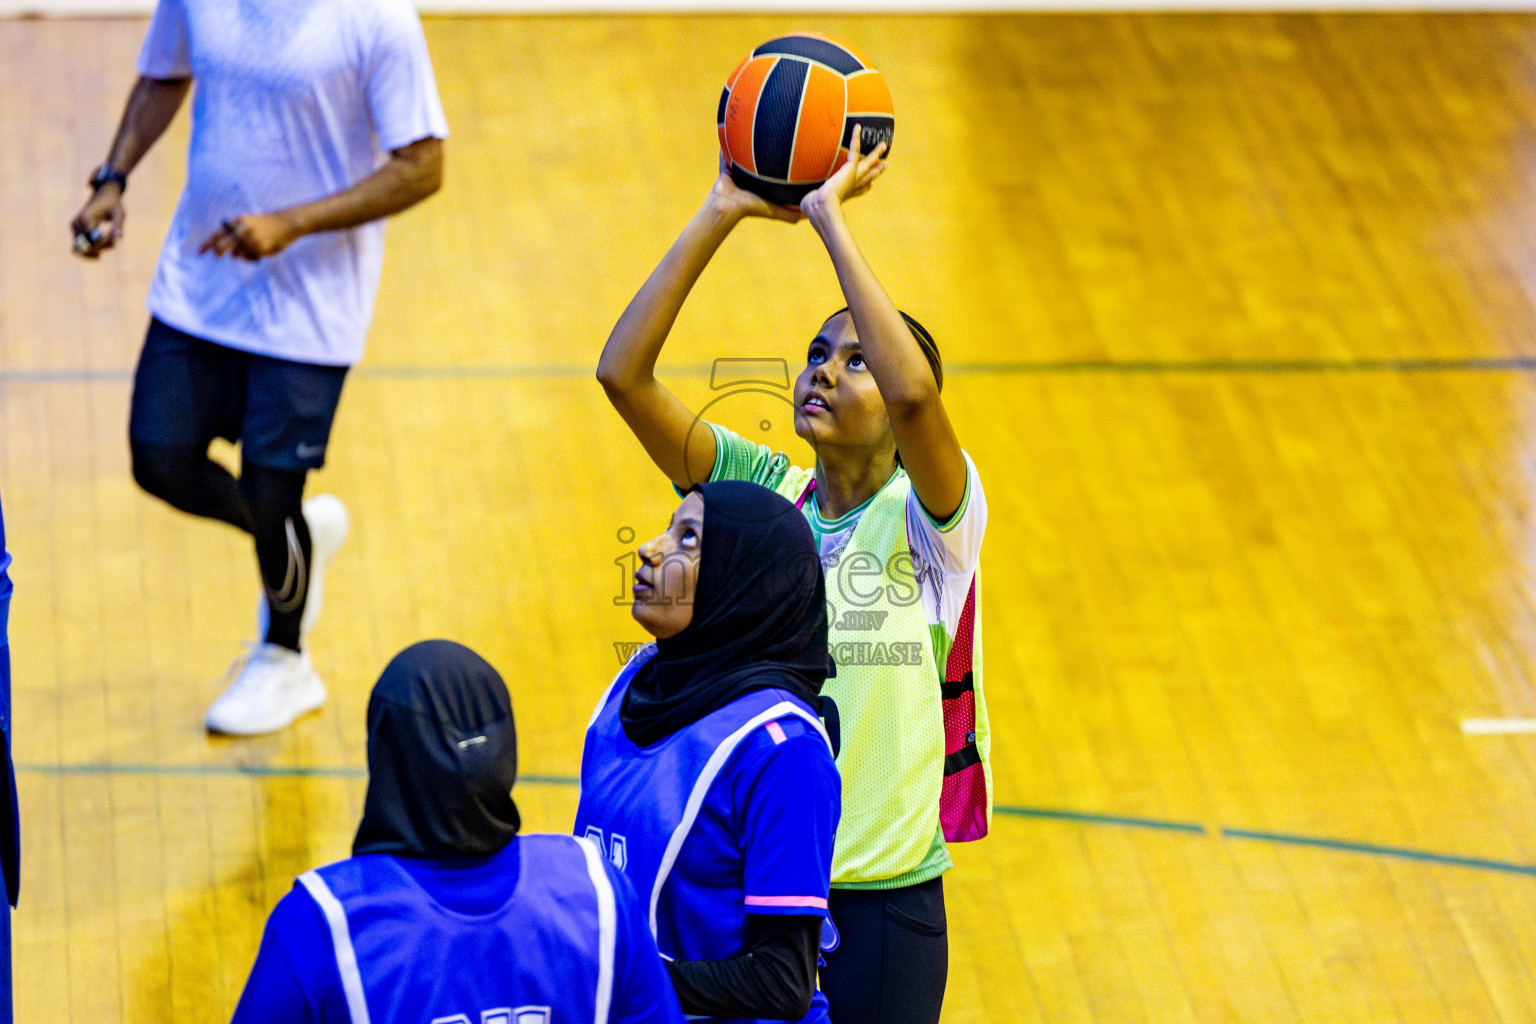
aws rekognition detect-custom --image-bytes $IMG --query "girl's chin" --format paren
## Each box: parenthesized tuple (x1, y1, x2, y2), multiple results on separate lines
(794, 419, 857, 449)
(630, 605, 673, 640)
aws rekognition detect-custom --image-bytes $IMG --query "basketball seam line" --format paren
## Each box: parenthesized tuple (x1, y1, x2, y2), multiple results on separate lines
(727, 58, 750, 91)
(745, 55, 776, 177)
(719, 59, 749, 130)
(783, 62, 813, 187)
(751, 34, 865, 74)
(734, 170, 811, 185)
(824, 74, 848, 180)
(843, 68, 892, 140)
(761, 54, 859, 79)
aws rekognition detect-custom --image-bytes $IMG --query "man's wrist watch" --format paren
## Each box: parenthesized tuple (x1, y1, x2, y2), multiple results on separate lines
(89, 163, 128, 195)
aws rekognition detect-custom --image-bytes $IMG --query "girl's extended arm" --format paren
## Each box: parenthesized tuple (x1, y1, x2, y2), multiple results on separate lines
(597, 166, 800, 491)
(800, 134, 968, 521)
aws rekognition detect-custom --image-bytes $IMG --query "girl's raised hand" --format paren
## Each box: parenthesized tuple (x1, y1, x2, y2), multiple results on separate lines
(800, 124, 888, 222)
(707, 154, 804, 224)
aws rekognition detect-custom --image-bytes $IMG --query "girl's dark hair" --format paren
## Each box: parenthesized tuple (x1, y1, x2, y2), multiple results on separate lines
(824, 307, 943, 392)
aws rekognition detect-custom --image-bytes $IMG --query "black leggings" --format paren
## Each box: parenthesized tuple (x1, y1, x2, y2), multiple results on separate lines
(820, 877, 948, 1024)
(130, 442, 310, 651)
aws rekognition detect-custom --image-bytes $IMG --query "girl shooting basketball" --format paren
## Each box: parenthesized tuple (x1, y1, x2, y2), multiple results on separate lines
(597, 123, 992, 1024)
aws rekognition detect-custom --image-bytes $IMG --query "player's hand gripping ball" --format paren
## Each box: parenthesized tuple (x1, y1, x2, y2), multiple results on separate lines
(718, 33, 894, 208)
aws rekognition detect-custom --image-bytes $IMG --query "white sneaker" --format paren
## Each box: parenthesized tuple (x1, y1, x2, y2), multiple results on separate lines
(205, 642, 327, 736)
(254, 494, 350, 649)
(298, 494, 349, 643)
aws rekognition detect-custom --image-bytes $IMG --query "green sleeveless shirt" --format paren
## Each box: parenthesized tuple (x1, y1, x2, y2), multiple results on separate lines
(702, 423, 993, 889)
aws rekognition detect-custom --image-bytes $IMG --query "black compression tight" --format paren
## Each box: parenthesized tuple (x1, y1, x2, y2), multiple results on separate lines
(131, 443, 310, 651)
(820, 878, 949, 1024)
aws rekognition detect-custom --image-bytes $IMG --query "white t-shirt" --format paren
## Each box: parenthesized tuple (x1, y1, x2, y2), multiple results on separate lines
(138, 0, 449, 366)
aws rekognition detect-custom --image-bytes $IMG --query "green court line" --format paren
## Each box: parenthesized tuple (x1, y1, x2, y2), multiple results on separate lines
(946, 356, 1536, 374)
(7, 354, 1536, 386)
(1221, 828, 1536, 877)
(992, 805, 1204, 834)
(23, 761, 1536, 877)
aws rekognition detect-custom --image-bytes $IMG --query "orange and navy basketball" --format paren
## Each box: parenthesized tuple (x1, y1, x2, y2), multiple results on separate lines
(717, 33, 895, 207)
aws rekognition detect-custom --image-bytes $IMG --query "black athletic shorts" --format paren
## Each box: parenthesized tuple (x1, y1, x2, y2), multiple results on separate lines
(128, 317, 349, 472)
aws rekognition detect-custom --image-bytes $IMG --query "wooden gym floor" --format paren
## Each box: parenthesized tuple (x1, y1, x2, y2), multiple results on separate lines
(6, 11, 1536, 1022)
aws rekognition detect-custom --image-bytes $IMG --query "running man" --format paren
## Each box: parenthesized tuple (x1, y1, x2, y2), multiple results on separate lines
(70, 0, 448, 734)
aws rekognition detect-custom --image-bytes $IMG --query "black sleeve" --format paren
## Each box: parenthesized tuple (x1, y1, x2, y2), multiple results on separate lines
(664, 913, 821, 1020)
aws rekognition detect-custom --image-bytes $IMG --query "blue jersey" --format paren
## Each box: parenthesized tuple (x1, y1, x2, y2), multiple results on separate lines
(230, 833, 682, 1024)
(574, 647, 841, 1024)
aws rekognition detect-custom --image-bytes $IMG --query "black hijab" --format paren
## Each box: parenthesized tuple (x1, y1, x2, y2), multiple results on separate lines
(620, 480, 830, 747)
(353, 640, 521, 860)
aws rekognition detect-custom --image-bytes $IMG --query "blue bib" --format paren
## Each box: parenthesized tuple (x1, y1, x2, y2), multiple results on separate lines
(299, 834, 616, 1024)
(575, 647, 833, 1024)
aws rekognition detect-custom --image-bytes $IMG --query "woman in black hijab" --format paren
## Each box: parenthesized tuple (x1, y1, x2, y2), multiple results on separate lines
(229, 640, 683, 1024)
(353, 639, 521, 859)
(575, 481, 841, 1024)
